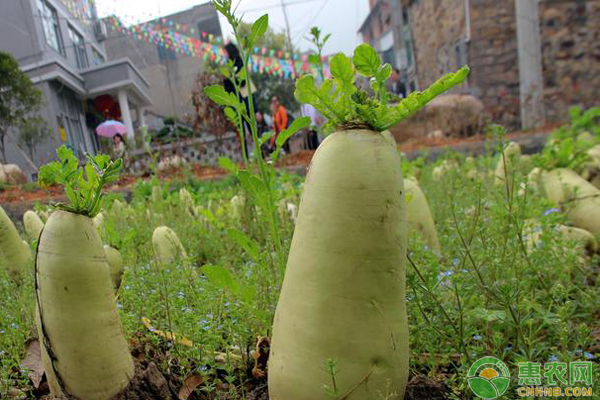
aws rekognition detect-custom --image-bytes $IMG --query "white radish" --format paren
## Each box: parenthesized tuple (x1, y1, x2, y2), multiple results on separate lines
(104, 245, 124, 290)
(152, 226, 188, 263)
(0, 205, 30, 281)
(35, 210, 133, 399)
(23, 210, 44, 242)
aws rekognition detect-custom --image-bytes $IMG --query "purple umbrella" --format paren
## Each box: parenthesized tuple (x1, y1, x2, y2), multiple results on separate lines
(96, 120, 128, 137)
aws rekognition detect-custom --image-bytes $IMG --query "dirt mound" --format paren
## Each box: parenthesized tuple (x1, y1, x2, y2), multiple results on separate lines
(111, 362, 175, 400)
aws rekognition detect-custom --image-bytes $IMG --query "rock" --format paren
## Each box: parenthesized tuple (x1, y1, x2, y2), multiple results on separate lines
(389, 95, 485, 141)
(0, 164, 27, 184)
(427, 129, 445, 139)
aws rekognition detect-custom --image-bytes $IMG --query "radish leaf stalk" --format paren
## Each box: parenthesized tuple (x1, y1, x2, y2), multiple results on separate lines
(295, 45, 470, 132)
(38, 145, 122, 217)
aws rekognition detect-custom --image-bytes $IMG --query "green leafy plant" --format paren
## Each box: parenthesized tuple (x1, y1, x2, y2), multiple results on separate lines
(206, 0, 310, 275)
(0, 51, 43, 163)
(534, 136, 590, 171)
(296, 44, 469, 132)
(16, 116, 51, 160)
(38, 145, 122, 217)
(308, 26, 331, 82)
(533, 106, 600, 171)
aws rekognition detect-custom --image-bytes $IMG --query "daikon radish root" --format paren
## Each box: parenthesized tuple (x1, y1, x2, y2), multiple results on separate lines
(93, 211, 104, 232)
(404, 177, 441, 253)
(278, 199, 298, 224)
(523, 219, 597, 254)
(494, 141, 521, 185)
(557, 225, 598, 253)
(518, 167, 542, 196)
(152, 226, 188, 263)
(35, 146, 133, 399)
(38, 209, 50, 222)
(230, 194, 245, 220)
(36, 211, 134, 399)
(269, 130, 409, 400)
(111, 199, 126, 215)
(432, 159, 457, 181)
(23, 210, 44, 242)
(151, 185, 162, 203)
(0, 205, 30, 281)
(179, 188, 195, 211)
(541, 168, 600, 236)
(269, 42, 468, 400)
(104, 245, 124, 290)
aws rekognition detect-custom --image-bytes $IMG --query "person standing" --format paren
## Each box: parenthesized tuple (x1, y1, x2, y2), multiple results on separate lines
(391, 68, 407, 99)
(270, 96, 289, 154)
(223, 42, 256, 161)
(300, 103, 322, 150)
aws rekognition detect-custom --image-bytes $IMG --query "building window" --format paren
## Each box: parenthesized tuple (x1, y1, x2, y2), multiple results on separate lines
(69, 26, 88, 69)
(38, 0, 64, 54)
(92, 47, 105, 66)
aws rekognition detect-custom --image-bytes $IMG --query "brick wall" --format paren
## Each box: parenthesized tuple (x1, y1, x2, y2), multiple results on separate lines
(467, 0, 521, 129)
(539, 0, 600, 123)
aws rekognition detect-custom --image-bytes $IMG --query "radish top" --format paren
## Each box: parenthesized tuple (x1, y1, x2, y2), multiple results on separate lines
(295, 43, 470, 132)
(38, 145, 122, 217)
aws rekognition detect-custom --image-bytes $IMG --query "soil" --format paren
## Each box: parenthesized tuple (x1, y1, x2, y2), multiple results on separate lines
(397, 122, 560, 153)
(14, 333, 451, 400)
(0, 127, 552, 213)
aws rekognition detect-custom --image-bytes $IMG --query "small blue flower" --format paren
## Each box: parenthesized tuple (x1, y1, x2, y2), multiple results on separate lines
(543, 207, 560, 216)
(124, 285, 131, 290)
(452, 258, 459, 266)
(505, 345, 513, 351)
(117, 303, 123, 309)
(177, 291, 185, 299)
(472, 335, 483, 340)
(548, 355, 558, 362)
(584, 352, 594, 360)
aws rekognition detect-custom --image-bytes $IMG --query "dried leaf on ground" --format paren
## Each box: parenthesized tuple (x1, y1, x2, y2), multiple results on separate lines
(178, 373, 204, 400)
(20, 339, 44, 389)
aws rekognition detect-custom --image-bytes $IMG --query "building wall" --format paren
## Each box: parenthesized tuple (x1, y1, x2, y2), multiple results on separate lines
(408, 0, 466, 88)
(0, 0, 106, 178)
(0, 0, 42, 66)
(3, 81, 65, 179)
(539, 0, 600, 123)
(467, 0, 521, 129)
(104, 2, 222, 121)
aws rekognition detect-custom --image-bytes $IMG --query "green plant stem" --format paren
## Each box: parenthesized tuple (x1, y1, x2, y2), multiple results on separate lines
(231, 24, 286, 275)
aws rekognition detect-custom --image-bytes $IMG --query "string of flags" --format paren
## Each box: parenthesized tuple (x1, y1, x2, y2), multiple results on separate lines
(106, 16, 331, 79)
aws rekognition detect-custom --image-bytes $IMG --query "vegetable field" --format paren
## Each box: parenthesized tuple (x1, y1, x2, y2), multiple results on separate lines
(1, 2, 598, 398)
(1, 119, 599, 399)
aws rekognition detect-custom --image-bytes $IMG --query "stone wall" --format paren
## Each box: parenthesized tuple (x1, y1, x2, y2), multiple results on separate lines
(539, 0, 600, 123)
(467, 0, 521, 130)
(408, 0, 466, 87)
(128, 131, 242, 173)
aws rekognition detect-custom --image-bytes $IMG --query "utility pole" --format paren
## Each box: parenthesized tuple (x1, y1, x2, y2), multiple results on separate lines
(515, 0, 545, 129)
(280, 0, 295, 59)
